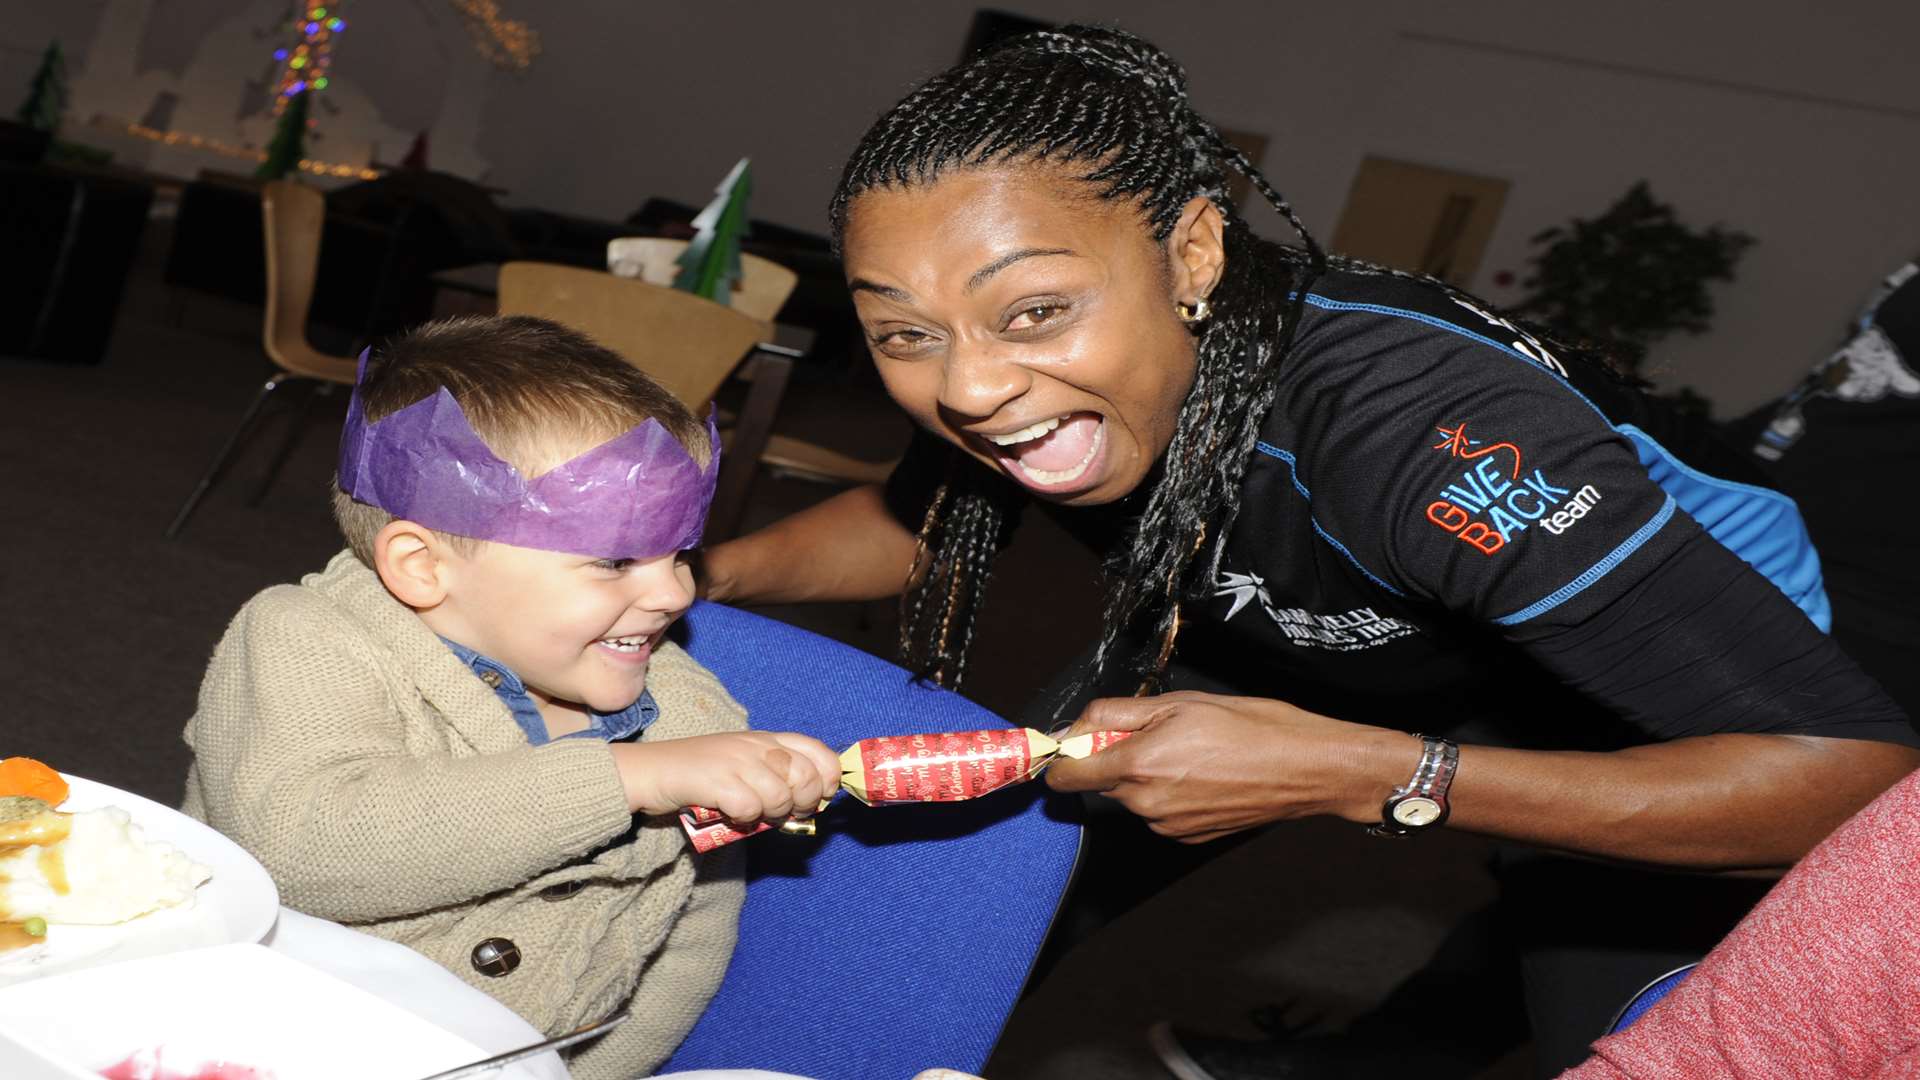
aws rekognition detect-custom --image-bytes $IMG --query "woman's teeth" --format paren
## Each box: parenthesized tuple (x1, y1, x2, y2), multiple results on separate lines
(1016, 421, 1104, 486)
(985, 416, 1062, 446)
(599, 635, 647, 652)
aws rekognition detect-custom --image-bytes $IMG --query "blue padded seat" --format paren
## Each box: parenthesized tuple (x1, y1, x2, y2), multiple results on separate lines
(661, 601, 1082, 1079)
(1605, 963, 1697, 1035)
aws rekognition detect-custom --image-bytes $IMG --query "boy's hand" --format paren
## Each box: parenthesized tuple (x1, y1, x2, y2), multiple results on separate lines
(611, 733, 841, 821)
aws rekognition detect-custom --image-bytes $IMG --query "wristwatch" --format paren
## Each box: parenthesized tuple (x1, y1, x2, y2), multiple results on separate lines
(1368, 734, 1459, 838)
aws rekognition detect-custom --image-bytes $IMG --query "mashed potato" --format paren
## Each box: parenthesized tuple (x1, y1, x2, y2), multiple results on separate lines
(0, 806, 212, 925)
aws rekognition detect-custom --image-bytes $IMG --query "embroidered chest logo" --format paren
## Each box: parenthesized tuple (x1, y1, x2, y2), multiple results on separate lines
(1424, 423, 1600, 555)
(1215, 571, 1419, 652)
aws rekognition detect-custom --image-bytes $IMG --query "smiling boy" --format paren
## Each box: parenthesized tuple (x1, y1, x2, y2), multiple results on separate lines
(181, 316, 839, 1079)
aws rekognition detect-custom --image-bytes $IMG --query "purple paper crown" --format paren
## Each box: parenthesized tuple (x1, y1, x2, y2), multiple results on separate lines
(338, 351, 719, 559)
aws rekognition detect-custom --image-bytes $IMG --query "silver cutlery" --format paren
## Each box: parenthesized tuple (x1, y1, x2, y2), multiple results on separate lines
(413, 1012, 629, 1080)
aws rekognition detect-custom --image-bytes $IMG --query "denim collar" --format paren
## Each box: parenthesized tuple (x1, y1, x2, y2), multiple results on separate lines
(438, 637, 659, 746)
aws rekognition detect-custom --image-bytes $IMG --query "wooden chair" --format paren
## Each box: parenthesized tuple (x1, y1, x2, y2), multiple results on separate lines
(606, 238, 899, 490)
(497, 260, 794, 538)
(166, 180, 359, 538)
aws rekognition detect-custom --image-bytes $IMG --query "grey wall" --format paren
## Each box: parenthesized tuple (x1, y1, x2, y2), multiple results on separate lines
(11, 0, 1919, 413)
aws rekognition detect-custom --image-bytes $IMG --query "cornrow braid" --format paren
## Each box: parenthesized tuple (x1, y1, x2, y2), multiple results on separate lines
(896, 464, 1004, 688)
(831, 26, 1229, 247)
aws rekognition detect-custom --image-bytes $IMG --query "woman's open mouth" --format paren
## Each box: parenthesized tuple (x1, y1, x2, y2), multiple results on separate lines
(982, 411, 1107, 494)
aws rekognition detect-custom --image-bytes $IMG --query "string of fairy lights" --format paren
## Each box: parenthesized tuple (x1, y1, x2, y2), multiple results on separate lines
(102, 117, 380, 180)
(266, 0, 538, 113)
(270, 4, 349, 114)
(120, 0, 540, 175)
(448, 0, 541, 71)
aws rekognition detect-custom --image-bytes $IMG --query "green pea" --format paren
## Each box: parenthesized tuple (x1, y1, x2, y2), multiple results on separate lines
(22, 917, 46, 937)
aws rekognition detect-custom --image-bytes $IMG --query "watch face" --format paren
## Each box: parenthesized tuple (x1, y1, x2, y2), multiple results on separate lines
(1391, 796, 1444, 828)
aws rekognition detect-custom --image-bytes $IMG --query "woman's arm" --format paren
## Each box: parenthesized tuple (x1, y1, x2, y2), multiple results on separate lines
(1049, 532, 1920, 869)
(1441, 731, 1914, 867)
(1048, 694, 1917, 869)
(701, 483, 921, 604)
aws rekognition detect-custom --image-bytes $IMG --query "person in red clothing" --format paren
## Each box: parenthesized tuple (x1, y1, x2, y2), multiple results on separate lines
(1561, 766, 1920, 1078)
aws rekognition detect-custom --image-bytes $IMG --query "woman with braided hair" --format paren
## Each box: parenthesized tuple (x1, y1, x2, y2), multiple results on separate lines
(701, 25, 1919, 1076)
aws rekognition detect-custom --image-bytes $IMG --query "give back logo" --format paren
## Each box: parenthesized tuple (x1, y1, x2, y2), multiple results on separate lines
(1425, 423, 1601, 555)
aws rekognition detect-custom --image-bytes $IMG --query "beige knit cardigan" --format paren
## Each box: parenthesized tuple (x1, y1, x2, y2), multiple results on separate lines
(182, 551, 745, 1080)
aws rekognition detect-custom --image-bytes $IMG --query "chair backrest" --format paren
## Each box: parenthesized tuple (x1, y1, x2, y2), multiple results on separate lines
(662, 602, 1082, 1080)
(497, 260, 767, 409)
(1605, 962, 1697, 1034)
(260, 179, 356, 383)
(605, 235, 800, 325)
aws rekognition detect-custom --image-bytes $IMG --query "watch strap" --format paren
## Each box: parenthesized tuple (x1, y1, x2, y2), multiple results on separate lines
(1367, 734, 1459, 838)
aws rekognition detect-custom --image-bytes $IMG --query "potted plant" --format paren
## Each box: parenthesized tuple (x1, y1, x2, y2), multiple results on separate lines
(1513, 181, 1753, 391)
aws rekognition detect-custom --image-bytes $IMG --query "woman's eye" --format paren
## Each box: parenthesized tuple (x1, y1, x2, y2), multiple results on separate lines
(1006, 304, 1064, 331)
(872, 327, 936, 353)
(592, 558, 635, 572)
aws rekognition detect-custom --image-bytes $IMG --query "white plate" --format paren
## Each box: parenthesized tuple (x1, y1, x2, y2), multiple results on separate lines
(0, 774, 279, 986)
(0, 942, 515, 1080)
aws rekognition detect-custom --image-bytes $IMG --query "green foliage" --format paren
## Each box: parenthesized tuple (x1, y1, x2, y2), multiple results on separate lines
(1514, 181, 1754, 372)
(254, 90, 310, 181)
(17, 41, 67, 134)
(673, 158, 752, 303)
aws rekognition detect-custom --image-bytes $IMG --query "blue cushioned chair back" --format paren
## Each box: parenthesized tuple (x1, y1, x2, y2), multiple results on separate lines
(1605, 962, 1697, 1035)
(661, 602, 1083, 1079)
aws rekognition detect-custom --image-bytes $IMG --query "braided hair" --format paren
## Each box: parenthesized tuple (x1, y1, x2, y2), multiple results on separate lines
(832, 25, 1609, 693)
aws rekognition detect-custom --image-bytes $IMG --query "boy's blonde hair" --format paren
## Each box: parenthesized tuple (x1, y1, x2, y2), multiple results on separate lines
(332, 315, 710, 566)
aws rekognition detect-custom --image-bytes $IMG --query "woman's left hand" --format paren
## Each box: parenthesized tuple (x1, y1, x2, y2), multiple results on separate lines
(1045, 691, 1415, 843)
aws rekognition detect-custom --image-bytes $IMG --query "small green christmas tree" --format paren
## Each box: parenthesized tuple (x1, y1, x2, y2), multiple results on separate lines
(17, 41, 68, 134)
(255, 89, 311, 181)
(673, 158, 752, 302)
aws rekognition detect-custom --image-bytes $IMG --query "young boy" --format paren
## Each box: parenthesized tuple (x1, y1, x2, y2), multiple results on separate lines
(181, 316, 840, 1080)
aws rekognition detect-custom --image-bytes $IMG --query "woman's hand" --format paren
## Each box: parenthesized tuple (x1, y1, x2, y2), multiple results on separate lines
(1045, 691, 1417, 843)
(611, 732, 843, 821)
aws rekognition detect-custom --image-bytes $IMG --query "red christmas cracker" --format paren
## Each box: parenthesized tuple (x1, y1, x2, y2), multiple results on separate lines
(677, 727, 1131, 851)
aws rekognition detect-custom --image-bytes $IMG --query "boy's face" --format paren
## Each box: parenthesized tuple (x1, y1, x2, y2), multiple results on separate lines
(426, 542, 696, 715)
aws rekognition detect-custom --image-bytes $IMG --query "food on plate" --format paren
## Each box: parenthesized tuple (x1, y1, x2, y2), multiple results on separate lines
(0, 915, 48, 953)
(0, 756, 70, 806)
(0, 795, 69, 845)
(0, 762, 213, 938)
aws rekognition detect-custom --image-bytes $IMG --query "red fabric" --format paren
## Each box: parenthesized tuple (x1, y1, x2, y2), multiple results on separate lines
(1561, 768, 1920, 1079)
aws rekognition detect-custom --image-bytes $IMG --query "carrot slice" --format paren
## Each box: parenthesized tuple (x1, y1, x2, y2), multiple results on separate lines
(0, 758, 68, 807)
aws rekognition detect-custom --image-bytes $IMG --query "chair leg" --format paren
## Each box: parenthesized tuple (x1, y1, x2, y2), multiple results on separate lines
(708, 349, 793, 542)
(165, 372, 294, 539)
(246, 380, 332, 507)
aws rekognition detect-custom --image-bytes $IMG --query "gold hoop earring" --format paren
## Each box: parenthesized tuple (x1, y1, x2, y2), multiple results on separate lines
(1175, 298, 1212, 324)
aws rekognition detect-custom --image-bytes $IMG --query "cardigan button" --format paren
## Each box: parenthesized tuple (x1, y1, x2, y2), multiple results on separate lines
(540, 880, 584, 900)
(470, 937, 521, 976)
